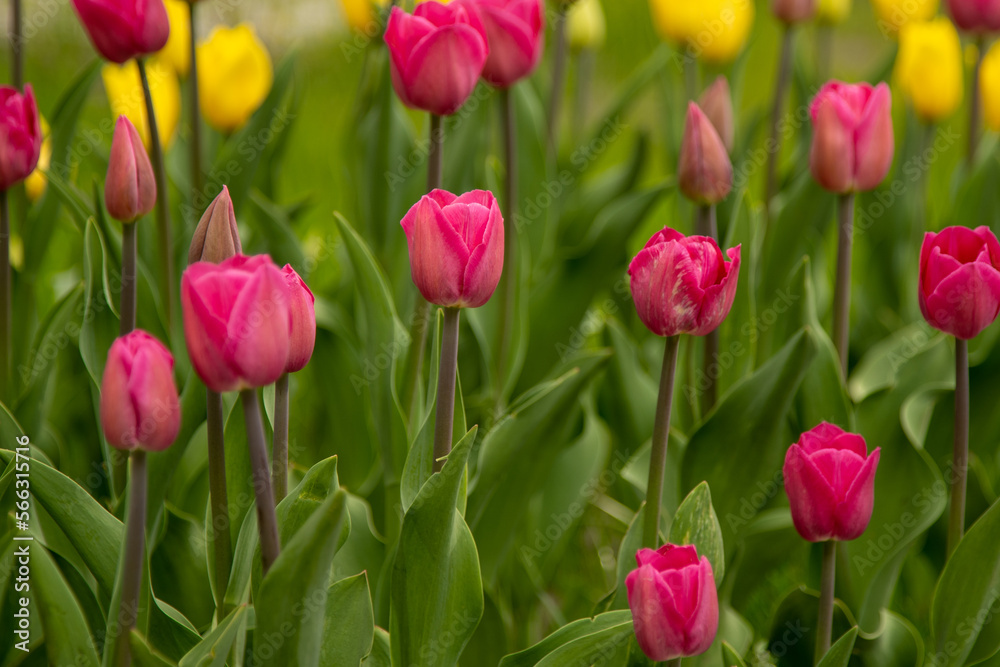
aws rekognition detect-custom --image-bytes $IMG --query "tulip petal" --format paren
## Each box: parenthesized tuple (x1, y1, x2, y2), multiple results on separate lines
(783, 444, 838, 542)
(479, 4, 542, 88)
(404, 195, 470, 306)
(461, 200, 504, 308)
(836, 447, 881, 540)
(627, 566, 675, 661)
(810, 98, 855, 194)
(403, 24, 488, 116)
(182, 268, 240, 392)
(685, 557, 719, 655)
(924, 261, 1000, 339)
(689, 245, 741, 336)
(225, 263, 291, 388)
(99, 344, 139, 449)
(128, 343, 180, 451)
(854, 83, 894, 191)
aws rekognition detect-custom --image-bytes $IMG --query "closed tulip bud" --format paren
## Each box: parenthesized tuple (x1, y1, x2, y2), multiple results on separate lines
(105, 116, 157, 224)
(772, 0, 817, 23)
(679, 103, 732, 205)
(809, 81, 894, 194)
(474, 0, 545, 88)
(817, 0, 851, 24)
(181, 254, 292, 392)
(698, 76, 734, 153)
(871, 0, 939, 35)
(947, 0, 1000, 32)
(628, 229, 741, 338)
(385, 3, 489, 115)
(197, 24, 273, 133)
(0, 85, 42, 192)
(919, 226, 1000, 339)
(626, 544, 719, 661)
(282, 265, 316, 373)
(189, 186, 242, 264)
(100, 330, 181, 452)
(982, 41, 1000, 131)
(71, 0, 170, 64)
(158, 0, 191, 76)
(102, 59, 181, 149)
(648, 0, 755, 64)
(567, 0, 606, 50)
(401, 189, 504, 308)
(895, 18, 964, 122)
(783, 422, 880, 542)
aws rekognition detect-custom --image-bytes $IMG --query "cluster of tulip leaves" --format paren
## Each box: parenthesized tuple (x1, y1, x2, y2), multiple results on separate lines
(4, 21, 1000, 667)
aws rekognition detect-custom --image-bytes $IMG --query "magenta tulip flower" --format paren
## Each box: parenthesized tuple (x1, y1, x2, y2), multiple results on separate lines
(100, 330, 181, 452)
(385, 2, 489, 116)
(0, 85, 42, 192)
(473, 0, 545, 88)
(181, 254, 292, 392)
(626, 544, 719, 662)
(679, 102, 733, 205)
(947, 0, 1000, 32)
(628, 229, 741, 338)
(281, 264, 316, 373)
(772, 0, 817, 23)
(919, 226, 1000, 340)
(783, 422, 881, 542)
(809, 81, 894, 194)
(71, 0, 170, 64)
(401, 189, 504, 308)
(105, 116, 156, 224)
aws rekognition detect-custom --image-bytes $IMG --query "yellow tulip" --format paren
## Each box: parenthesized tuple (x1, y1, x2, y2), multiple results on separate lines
(339, 0, 391, 31)
(982, 41, 1000, 132)
(870, 0, 939, 36)
(895, 18, 963, 122)
(102, 58, 181, 149)
(648, 0, 754, 64)
(25, 117, 51, 203)
(568, 0, 607, 50)
(197, 24, 273, 133)
(159, 0, 191, 76)
(817, 0, 851, 24)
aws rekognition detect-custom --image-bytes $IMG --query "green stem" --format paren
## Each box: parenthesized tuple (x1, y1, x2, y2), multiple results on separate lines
(815, 540, 836, 663)
(136, 57, 175, 331)
(11, 0, 23, 90)
(642, 335, 681, 548)
(816, 23, 832, 83)
(969, 36, 985, 167)
(832, 193, 854, 377)
(206, 389, 232, 619)
(115, 450, 147, 667)
(120, 223, 137, 336)
(683, 53, 698, 101)
(547, 4, 569, 161)
(496, 88, 518, 408)
(240, 389, 280, 574)
(188, 0, 203, 206)
(272, 373, 289, 503)
(695, 205, 718, 413)
(948, 337, 969, 557)
(0, 190, 9, 404)
(427, 113, 443, 192)
(572, 48, 595, 143)
(432, 308, 460, 473)
(766, 26, 794, 219)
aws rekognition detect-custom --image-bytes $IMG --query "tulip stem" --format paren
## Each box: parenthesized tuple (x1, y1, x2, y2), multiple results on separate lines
(766, 26, 794, 219)
(642, 335, 681, 549)
(189, 0, 203, 206)
(115, 450, 147, 667)
(948, 337, 969, 557)
(120, 223, 137, 336)
(433, 307, 460, 473)
(968, 36, 985, 167)
(816, 540, 836, 663)
(695, 205, 719, 413)
(0, 189, 9, 404)
(428, 113, 443, 191)
(11, 0, 23, 90)
(240, 389, 281, 574)
(497, 87, 518, 409)
(206, 389, 232, 619)
(832, 193, 854, 377)
(137, 57, 175, 332)
(272, 372, 289, 504)
(816, 24, 832, 84)
(683, 56, 698, 102)
(547, 3, 569, 162)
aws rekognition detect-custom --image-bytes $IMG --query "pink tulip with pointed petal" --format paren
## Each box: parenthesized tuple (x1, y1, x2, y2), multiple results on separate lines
(281, 264, 316, 373)
(679, 102, 733, 205)
(472, 0, 545, 88)
(105, 116, 156, 223)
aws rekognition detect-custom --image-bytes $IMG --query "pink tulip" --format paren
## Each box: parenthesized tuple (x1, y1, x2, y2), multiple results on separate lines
(385, 2, 489, 116)
(947, 0, 1000, 32)
(698, 76, 734, 154)
(679, 102, 733, 205)
(772, 0, 817, 23)
(783, 422, 881, 542)
(401, 189, 504, 308)
(809, 81, 894, 194)
(0, 85, 42, 192)
(919, 226, 1000, 340)
(473, 0, 545, 88)
(181, 254, 292, 392)
(99, 330, 180, 452)
(628, 228, 741, 338)
(71, 0, 170, 64)
(105, 116, 156, 223)
(281, 264, 316, 373)
(626, 544, 719, 661)
(189, 186, 242, 264)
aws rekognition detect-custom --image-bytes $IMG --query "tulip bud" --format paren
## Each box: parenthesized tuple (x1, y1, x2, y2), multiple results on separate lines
(626, 544, 719, 661)
(679, 102, 732, 205)
(947, 0, 1000, 33)
(697, 76, 734, 153)
(895, 18, 964, 123)
(809, 81, 894, 194)
(71, 0, 170, 64)
(871, 0, 939, 35)
(475, 0, 545, 88)
(983, 41, 1000, 132)
(282, 265, 316, 373)
(648, 0, 755, 64)
(567, 0, 606, 50)
(919, 226, 1000, 339)
(105, 116, 157, 224)
(628, 228, 741, 338)
(102, 59, 181, 149)
(783, 422, 880, 542)
(401, 189, 504, 308)
(0, 85, 43, 192)
(181, 254, 292, 392)
(189, 186, 242, 264)
(385, 3, 489, 116)
(772, 0, 817, 23)
(197, 24, 273, 133)
(816, 0, 851, 24)
(100, 330, 181, 452)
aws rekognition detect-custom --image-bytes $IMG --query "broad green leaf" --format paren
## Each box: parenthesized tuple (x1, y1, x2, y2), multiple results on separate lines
(178, 605, 248, 667)
(817, 627, 859, 667)
(498, 610, 633, 667)
(848, 322, 942, 403)
(129, 630, 177, 667)
(721, 641, 748, 667)
(361, 627, 391, 667)
(245, 189, 307, 270)
(320, 573, 375, 667)
(33, 545, 100, 666)
(668, 482, 725, 586)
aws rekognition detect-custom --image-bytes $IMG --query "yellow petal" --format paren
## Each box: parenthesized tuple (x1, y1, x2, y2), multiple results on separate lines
(894, 17, 964, 122)
(871, 0, 939, 36)
(816, 0, 851, 24)
(648, 0, 754, 64)
(102, 59, 181, 150)
(982, 41, 1000, 132)
(197, 23, 273, 134)
(159, 0, 192, 76)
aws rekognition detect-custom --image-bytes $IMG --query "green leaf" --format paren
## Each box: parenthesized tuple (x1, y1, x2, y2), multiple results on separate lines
(245, 189, 307, 270)
(33, 545, 101, 666)
(497, 610, 633, 667)
(361, 627, 391, 667)
(178, 605, 249, 667)
(721, 641, 748, 667)
(129, 630, 177, 667)
(320, 573, 375, 667)
(391, 427, 483, 667)
(668, 482, 725, 586)
(817, 627, 859, 667)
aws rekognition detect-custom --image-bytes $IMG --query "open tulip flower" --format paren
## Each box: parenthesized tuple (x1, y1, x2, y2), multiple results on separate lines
(71, 0, 170, 63)
(473, 0, 545, 88)
(0, 85, 42, 192)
